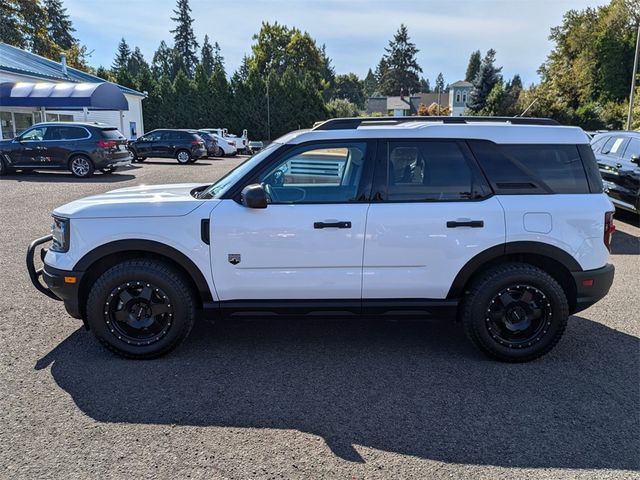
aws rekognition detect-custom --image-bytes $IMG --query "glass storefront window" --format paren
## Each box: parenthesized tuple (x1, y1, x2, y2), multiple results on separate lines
(0, 112, 14, 139)
(14, 112, 34, 136)
(59, 114, 74, 122)
(46, 113, 59, 122)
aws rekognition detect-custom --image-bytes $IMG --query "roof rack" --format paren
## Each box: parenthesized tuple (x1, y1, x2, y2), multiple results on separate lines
(312, 116, 560, 130)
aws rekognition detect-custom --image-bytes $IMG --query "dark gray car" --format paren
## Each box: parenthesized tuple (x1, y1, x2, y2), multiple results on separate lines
(591, 131, 640, 214)
(0, 122, 131, 178)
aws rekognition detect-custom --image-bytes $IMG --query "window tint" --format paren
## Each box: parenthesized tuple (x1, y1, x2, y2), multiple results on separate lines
(259, 143, 367, 203)
(144, 131, 162, 141)
(45, 126, 87, 140)
(623, 137, 640, 161)
(469, 141, 590, 194)
(385, 141, 478, 201)
(100, 128, 125, 140)
(590, 136, 607, 152)
(21, 127, 46, 141)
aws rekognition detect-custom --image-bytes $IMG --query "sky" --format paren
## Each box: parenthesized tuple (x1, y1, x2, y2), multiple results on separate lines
(64, 0, 607, 86)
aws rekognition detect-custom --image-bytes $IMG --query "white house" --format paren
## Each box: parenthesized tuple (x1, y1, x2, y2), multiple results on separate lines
(0, 42, 145, 140)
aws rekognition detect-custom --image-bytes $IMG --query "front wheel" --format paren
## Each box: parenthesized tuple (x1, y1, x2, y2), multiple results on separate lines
(86, 259, 196, 359)
(69, 155, 95, 178)
(176, 150, 191, 164)
(461, 263, 569, 362)
(0, 157, 11, 176)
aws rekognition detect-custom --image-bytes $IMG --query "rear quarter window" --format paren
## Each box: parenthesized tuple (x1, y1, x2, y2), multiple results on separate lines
(468, 141, 592, 194)
(100, 128, 125, 140)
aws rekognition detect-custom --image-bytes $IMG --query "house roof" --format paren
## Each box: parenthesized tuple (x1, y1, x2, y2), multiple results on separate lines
(450, 80, 473, 88)
(0, 42, 144, 97)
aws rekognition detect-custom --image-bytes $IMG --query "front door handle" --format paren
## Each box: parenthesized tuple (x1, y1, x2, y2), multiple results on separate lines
(314, 221, 351, 229)
(446, 220, 484, 228)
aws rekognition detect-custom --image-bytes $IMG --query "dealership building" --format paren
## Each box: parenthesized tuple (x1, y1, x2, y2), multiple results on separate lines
(0, 42, 145, 140)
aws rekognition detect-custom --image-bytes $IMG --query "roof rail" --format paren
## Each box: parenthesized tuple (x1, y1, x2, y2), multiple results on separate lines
(312, 116, 560, 130)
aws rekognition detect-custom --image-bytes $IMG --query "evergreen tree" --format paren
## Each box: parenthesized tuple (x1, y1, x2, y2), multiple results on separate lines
(112, 38, 131, 74)
(465, 50, 481, 82)
(170, 0, 199, 76)
(45, 0, 76, 49)
(319, 44, 335, 100)
(363, 68, 378, 98)
(467, 49, 503, 112)
(18, 0, 57, 58)
(378, 24, 422, 95)
(420, 77, 431, 93)
(434, 72, 445, 92)
(212, 41, 225, 74)
(128, 47, 150, 78)
(200, 34, 214, 76)
(95, 66, 115, 82)
(152, 40, 175, 79)
(1, 0, 26, 48)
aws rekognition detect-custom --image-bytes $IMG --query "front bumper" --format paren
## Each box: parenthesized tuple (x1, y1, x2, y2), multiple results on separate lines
(572, 263, 615, 313)
(27, 235, 84, 320)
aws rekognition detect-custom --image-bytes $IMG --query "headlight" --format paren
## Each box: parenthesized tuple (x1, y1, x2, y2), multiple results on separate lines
(51, 216, 70, 252)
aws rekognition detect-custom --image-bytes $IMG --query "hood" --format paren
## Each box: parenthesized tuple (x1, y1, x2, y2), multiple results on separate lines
(53, 183, 208, 219)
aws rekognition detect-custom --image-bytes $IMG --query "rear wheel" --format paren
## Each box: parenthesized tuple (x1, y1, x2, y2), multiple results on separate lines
(69, 155, 94, 178)
(461, 263, 569, 362)
(176, 149, 191, 164)
(86, 259, 196, 359)
(0, 157, 10, 176)
(215, 146, 224, 157)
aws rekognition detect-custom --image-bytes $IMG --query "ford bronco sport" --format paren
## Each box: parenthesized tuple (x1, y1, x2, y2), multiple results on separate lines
(27, 116, 615, 362)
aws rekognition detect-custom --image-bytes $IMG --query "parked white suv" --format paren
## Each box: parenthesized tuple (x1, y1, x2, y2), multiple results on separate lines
(28, 117, 615, 362)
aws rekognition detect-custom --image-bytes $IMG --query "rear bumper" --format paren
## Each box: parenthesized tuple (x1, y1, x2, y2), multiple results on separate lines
(572, 263, 615, 313)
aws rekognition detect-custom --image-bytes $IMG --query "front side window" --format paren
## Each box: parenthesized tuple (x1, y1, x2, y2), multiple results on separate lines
(384, 141, 480, 201)
(144, 131, 162, 141)
(20, 127, 47, 141)
(259, 143, 368, 204)
(622, 137, 640, 161)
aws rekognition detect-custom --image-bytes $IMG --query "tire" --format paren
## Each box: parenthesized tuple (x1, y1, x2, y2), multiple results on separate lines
(188, 158, 198, 163)
(460, 262, 569, 363)
(136, 157, 147, 162)
(0, 156, 10, 176)
(101, 167, 117, 174)
(69, 155, 95, 178)
(215, 146, 224, 157)
(86, 259, 196, 359)
(176, 150, 191, 164)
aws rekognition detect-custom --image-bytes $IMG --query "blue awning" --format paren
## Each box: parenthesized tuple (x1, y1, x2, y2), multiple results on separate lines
(0, 81, 129, 110)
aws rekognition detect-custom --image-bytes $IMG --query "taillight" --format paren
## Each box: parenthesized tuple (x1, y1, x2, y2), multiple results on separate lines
(191, 140, 203, 145)
(604, 211, 615, 251)
(96, 140, 116, 148)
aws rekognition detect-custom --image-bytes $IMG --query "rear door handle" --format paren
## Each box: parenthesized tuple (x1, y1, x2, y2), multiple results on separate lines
(314, 221, 351, 229)
(446, 220, 484, 228)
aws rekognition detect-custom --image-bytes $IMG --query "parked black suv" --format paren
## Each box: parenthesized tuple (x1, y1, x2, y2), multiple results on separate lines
(591, 131, 640, 214)
(0, 122, 131, 178)
(129, 129, 207, 164)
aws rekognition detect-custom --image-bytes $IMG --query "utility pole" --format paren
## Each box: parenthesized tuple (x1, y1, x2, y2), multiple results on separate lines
(266, 80, 271, 141)
(627, 24, 640, 131)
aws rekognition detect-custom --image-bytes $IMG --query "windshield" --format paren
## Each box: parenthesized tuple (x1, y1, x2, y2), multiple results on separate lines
(198, 142, 282, 199)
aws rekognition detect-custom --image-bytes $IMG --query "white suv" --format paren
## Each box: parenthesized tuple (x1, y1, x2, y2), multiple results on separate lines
(27, 117, 615, 362)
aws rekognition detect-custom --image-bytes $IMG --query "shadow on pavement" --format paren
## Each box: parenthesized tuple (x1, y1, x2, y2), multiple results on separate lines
(36, 316, 639, 470)
(0, 170, 136, 183)
(611, 229, 640, 255)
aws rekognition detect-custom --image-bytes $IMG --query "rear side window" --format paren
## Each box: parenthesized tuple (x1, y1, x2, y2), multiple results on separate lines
(46, 126, 88, 140)
(100, 128, 125, 140)
(601, 136, 627, 156)
(383, 141, 487, 201)
(468, 141, 591, 194)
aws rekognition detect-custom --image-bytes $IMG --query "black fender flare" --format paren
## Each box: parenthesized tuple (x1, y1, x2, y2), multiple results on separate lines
(74, 239, 213, 302)
(447, 241, 582, 299)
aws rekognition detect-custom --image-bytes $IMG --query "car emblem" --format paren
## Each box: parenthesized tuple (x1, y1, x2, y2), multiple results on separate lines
(228, 254, 241, 265)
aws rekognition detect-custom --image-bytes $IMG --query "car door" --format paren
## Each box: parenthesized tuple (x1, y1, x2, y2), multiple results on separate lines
(597, 135, 630, 206)
(362, 139, 505, 301)
(154, 131, 177, 157)
(209, 140, 374, 303)
(617, 136, 640, 210)
(44, 126, 88, 167)
(15, 126, 48, 166)
(134, 131, 159, 157)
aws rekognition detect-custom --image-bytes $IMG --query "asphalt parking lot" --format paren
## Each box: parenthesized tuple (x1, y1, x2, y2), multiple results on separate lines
(1, 158, 639, 479)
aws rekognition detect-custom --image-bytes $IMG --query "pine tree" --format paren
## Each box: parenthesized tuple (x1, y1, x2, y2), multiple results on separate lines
(45, 0, 76, 49)
(1, 0, 26, 48)
(467, 49, 503, 112)
(378, 24, 422, 95)
(465, 50, 481, 82)
(112, 38, 131, 74)
(152, 40, 175, 79)
(212, 41, 225, 74)
(170, 0, 199, 77)
(95, 65, 115, 82)
(200, 35, 214, 76)
(18, 0, 57, 58)
(434, 72, 445, 92)
(363, 68, 378, 98)
(128, 47, 150, 78)
(420, 77, 430, 93)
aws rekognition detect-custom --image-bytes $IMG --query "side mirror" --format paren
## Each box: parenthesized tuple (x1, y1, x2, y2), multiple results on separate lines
(241, 184, 268, 209)
(631, 154, 640, 166)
